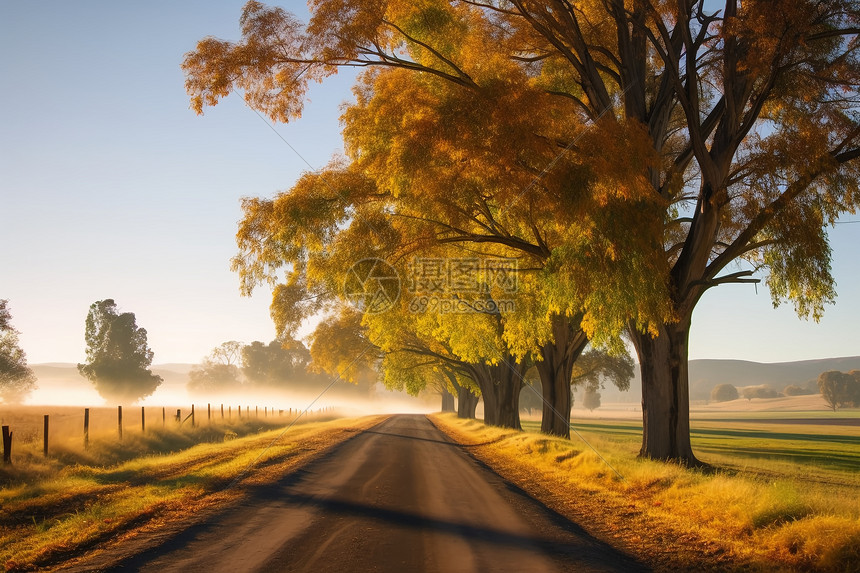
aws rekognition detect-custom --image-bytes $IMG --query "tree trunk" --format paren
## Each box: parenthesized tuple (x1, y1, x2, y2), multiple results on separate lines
(470, 356, 524, 430)
(629, 318, 699, 465)
(441, 387, 456, 412)
(457, 388, 479, 419)
(493, 362, 523, 429)
(478, 370, 499, 427)
(534, 314, 588, 439)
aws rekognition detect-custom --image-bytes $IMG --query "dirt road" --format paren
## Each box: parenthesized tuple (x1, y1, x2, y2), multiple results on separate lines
(104, 415, 645, 572)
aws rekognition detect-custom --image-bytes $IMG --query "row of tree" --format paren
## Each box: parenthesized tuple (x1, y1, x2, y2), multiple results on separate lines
(711, 371, 860, 411)
(1, 297, 377, 404)
(183, 0, 860, 463)
(710, 381, 819, 402)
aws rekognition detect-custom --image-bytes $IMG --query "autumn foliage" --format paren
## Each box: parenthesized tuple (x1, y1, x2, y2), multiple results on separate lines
(184, 0, 860, 462)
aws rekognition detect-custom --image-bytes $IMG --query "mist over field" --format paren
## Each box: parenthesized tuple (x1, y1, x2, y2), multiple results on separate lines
(24, 363, 436, 415)
(22, 356, 860, 416)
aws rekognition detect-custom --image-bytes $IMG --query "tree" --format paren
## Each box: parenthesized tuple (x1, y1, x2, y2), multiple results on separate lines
(187, 2, 667, 440)
(783, 384, 814, 397)
(211, 341, 243, 367)
(188, 341, 244, 394)
(571, 348, 635, 394)
(77, 300, 162, 402)
(309, 306, 380, 388)
(817, 370, 858, 410)
(582, 388, 601, 411)
(185, 1, 860, 463)
(242, 338, 311, 386)
(449, 373, 480, 419)
(741, 385, 781, 401)
(573, 347, 634, 413)
(711, 383, 740, 402)
(849, 371, 860, 406)
(0, 300, 37, 403)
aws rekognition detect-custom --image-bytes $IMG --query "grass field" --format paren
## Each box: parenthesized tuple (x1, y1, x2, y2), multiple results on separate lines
(0, 409, 383, 572)
(433, 411, 860, 572)
(548, 412, 860, 479)
(0, 404, 333, 478)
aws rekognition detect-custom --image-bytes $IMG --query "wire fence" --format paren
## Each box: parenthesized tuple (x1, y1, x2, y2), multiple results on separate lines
(0, 403, 336, 463)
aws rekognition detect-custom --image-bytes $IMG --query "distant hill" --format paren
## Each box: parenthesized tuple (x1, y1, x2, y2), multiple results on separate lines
(596, 356, 860, 402)
(30, 363, 194, 391)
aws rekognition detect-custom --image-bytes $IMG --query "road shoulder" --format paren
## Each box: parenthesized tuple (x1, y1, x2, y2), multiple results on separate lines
(428, 414, 746, 572)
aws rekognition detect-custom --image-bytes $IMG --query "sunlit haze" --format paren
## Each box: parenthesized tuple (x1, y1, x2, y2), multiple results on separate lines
(1, 1, 858, 369)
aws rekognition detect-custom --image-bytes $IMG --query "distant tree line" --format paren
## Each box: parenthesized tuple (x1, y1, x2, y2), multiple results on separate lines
(710, 380, 821, 403)
(187, 336, 373, 396)
(3, 296, 381, 405)
(709, 371, 860, 411)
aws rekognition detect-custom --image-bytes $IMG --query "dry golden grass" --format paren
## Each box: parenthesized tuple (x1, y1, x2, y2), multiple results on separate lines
(430, 413, 860, 572)
(0, 414, 386, 572)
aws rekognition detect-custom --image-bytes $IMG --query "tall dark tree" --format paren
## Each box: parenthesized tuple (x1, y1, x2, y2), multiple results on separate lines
(77, 299, 162, 402)
(817, 370, 860, 410)
(0, 300, 37, 403)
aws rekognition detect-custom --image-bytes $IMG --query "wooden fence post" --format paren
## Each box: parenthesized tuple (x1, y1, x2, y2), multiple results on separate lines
(191, 404, 195, 428)
(228, 405, 231, 419)
(84, 408, 90, 449)
(162, 407, 166, 427)
(43, 415, 49, 457)
(176, 409, 181, 423)
(208, 403, 211, 423)
(2, 426, 11, 464)
(118, 406, 123, 441)
(221, 404, 224, 419)
(141, 406, 145, 433)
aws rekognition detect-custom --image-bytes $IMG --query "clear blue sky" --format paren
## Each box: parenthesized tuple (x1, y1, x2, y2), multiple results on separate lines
(1, 1, 858, 366)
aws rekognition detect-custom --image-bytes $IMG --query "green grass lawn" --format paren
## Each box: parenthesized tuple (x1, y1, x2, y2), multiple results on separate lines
(525, 412, 860, 491)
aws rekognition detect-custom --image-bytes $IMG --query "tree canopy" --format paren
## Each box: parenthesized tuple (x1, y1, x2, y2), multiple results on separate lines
(710, 383, 739, 402)
(185, 0, 860, 462)
(77, 299, 162, 403)
(243, 337, 313, 386)
(817, 370, 860, 410)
